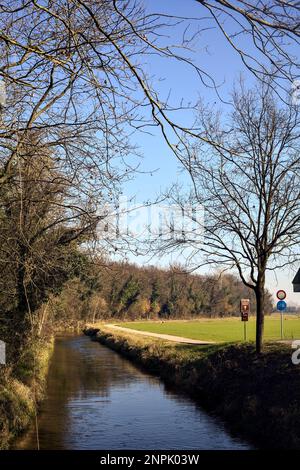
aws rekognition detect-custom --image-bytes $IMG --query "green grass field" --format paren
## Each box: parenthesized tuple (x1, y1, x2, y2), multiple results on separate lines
(120, 315, 300, 342)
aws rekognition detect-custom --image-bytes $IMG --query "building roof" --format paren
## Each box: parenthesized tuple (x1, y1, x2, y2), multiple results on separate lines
(292, 268, 300, 285)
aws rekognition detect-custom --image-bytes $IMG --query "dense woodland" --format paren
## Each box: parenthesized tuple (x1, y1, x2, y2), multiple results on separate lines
(49, 259, 274, 325)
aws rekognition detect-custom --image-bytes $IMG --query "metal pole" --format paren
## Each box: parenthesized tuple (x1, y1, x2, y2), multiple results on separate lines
(280, 312, 284, 340)
(244, 322, 247, 341)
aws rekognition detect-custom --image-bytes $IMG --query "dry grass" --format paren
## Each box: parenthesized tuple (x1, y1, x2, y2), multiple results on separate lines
(0, 337, 54, 449)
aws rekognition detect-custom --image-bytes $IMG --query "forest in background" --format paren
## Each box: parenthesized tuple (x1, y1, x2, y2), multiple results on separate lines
(49, 258, 274, 325)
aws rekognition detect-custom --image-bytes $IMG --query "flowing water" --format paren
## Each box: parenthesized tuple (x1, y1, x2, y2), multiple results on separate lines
(15, 335, 251, 450)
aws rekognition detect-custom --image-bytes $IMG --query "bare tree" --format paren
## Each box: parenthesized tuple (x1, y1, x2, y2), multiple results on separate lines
(0, 1, 299, 238)
(0, 0, 300, 182)
(195, 1, 300, 97)
(0, 132, 103, 337)
(162, 82, 300, 354)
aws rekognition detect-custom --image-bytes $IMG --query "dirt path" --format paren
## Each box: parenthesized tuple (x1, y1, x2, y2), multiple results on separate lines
(105, 324, 215, 345)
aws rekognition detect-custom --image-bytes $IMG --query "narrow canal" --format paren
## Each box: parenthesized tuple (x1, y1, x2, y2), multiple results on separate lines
(15, 335, 251, 450)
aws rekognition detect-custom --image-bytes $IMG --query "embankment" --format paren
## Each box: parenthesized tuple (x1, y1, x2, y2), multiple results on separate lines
(84, 325, 300, 449)
(0, 336, 54, 449)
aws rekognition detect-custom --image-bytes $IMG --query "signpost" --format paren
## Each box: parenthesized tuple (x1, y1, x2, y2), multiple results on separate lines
(276, 290, 287, 339)
(240, 299, 250, 341)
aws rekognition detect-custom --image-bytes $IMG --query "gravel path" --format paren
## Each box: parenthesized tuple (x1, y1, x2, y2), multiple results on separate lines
(105, 324, 216, 345)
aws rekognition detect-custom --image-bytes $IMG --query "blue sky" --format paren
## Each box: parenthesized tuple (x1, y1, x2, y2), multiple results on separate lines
(117, 0, 300, 307)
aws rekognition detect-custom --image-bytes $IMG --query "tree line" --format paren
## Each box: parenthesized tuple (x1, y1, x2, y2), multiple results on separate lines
(48, 259, 274, 324)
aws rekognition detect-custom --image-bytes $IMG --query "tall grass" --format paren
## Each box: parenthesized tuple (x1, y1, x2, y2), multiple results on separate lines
(0, 337, 54, 449)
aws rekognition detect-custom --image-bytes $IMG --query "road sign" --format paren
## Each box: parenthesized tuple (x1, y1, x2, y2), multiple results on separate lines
(240, 299, 250, 322)
(240, 299, 249, 340)
(277, 300, 287, 311)
(277, 299, 287, 339)
(276, 290, 286, 300)
(241, 311, 248, 322)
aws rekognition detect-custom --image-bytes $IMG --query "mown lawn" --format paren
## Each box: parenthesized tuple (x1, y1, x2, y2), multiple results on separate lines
(119, 315, 300, 342)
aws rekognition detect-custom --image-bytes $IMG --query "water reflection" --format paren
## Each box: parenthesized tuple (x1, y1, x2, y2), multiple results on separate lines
(15, 335, 251, 450)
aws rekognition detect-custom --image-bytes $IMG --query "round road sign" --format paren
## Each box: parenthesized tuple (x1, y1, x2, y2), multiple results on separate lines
(277, 300, 287, 311)
(276, 290, 286, 300)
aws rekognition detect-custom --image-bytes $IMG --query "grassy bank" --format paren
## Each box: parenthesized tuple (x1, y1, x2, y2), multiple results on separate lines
(120, 315, 300, 342)
(84, 324, 300, 449)
(0, 336, 54, 449)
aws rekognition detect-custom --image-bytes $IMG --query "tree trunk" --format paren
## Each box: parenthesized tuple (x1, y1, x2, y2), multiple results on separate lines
(16, 243, 28, 317)
(255, 275, 265, 354)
